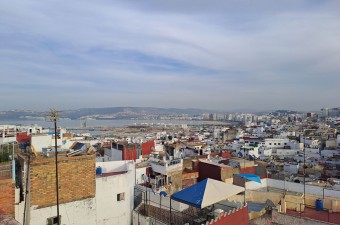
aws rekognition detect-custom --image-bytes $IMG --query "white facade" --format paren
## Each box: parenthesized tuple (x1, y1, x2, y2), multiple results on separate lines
(274, 131, 296, 139)
(258, 147, 272, 157)
(136, 166, 148, 184)
(30, 135, 55, 152)
(95, 161, 135, 225)
(30, 128, 66, 152)
(321, 149, 339, 158)
(288, 141, 303, 150)
(154, 142, 164, 152)
(105, 143, 126, 161)
(276, 149, 299, 157)
(264, 138, 289, 149)
(0, 125, 17, 144)
(17, 160, 135, 225)
(239, 146, 259, 158)
(22, 125, 48, 135)
(283, 163, 299, 174)
(149, 158, 182, 176)
(305, 148, 319, 154)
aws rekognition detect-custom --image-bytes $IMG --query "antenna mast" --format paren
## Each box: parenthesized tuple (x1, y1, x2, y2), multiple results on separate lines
(50, 110, 60, 225)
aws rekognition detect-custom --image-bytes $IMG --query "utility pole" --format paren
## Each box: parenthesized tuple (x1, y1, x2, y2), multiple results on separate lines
(243, 148, 246, 205)
(50, 110, 60, 225)
(302, 137, 306, 207)
(12, 142, 16, 182)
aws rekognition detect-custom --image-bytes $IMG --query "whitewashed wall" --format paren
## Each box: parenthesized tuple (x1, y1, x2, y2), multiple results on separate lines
(246, 179, 267, 190)
(24, 161, 135, 225)
(267, 179, 340, 198)
(29, 199, 97, 225)
(95, 167, 135, 225)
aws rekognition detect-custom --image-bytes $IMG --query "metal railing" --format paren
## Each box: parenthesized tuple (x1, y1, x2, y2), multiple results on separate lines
(133, 186, 242, 225)
(283, 200, 338, 224)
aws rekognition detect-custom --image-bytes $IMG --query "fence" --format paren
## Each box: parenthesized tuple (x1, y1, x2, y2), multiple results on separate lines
(267, 179, 340, 198)
(133, 185, 244, 225)
(0, 143, 16, 163)
(133, 186, 198, 225)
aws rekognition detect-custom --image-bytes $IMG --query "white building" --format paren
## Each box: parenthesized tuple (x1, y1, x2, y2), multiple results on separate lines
(276, 149, 299, 158)
(283, 163, 299, 174)
(264, 138, 290, 149)
(258, 147, 272, 158)
(0, 125, 17, 144)
(17, 160, 135, 225)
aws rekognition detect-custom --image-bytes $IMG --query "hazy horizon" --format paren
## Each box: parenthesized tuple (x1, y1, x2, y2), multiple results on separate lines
(0, 105, 325, 114)
(1, 0, 339, 111)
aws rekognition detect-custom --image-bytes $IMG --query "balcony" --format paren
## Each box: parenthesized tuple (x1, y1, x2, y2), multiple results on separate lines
(149, 158, 183, 175)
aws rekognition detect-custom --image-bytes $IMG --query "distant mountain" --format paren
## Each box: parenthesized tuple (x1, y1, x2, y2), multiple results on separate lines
(0, 107, 222, 120)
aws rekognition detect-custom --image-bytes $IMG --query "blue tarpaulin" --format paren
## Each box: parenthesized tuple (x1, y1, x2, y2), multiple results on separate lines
(236, 174, 261, 183)
(170, 178, 244, 208)
(171, 179, 208, 208)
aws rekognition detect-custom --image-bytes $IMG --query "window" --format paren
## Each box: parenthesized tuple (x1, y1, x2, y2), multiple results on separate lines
(47, 216, 61, 225)
(274, 143, 277, 145)
(117, 192, 125, 201)
(269, 143, 272, 145)
(278, 143, 281, 145)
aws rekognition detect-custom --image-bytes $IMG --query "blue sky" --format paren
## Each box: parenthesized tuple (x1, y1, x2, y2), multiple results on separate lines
(0, 0, 339, 111)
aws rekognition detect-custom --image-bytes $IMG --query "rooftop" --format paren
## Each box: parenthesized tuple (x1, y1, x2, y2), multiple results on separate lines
(287, 207, 340, 224)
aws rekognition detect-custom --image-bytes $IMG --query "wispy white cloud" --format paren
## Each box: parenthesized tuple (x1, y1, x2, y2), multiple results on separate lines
(0, 0, 339, 111)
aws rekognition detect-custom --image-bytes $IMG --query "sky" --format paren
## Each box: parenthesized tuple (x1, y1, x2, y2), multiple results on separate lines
(0, 0, 340, 112)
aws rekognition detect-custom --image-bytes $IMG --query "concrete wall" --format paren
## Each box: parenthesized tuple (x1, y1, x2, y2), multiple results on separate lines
(198, 161, 222, 181)
(182, 158, 193, 170)
(272, 209, 331, 225)
(246, 179, 267, 190)
(96, 160, 132, 173)
(167, 170, 182, 194)
(106, 148, 123, 161)
(182, 170, 198, 189)
(31, 134, 64, 152)
(208, 205, 248, 225)
(95, 168, 135, 225)
(229, 187, 340, 213)
(221, 167, 239, 181)
(30, 198, 97, 225)
(267, 179, 340, 198)
(150, 160, 182, 176)
(136, 166, 147, 184)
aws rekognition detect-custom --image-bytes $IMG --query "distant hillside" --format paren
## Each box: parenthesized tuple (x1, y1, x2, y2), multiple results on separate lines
(0, 107, 222, 120)
(63, 107, 220, 119)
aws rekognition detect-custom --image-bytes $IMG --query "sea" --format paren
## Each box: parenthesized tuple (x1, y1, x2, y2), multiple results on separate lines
(0, 119, 208, 129)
